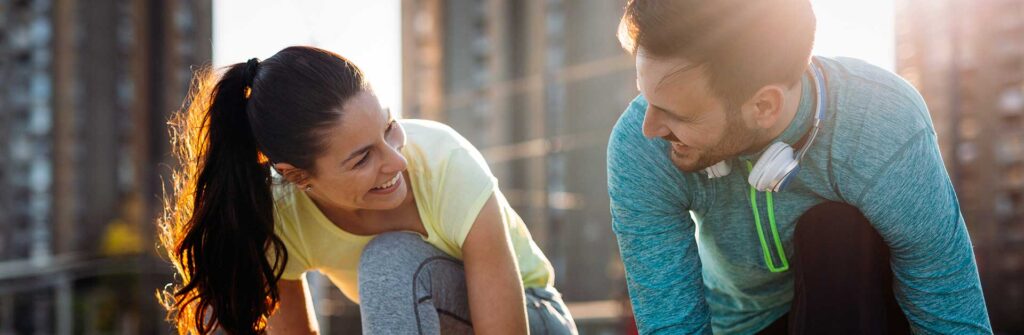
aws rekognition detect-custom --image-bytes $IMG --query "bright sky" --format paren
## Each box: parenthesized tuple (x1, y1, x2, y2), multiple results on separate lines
(811, 0, 895, 70)
(213, 0, 402, 113)
(214, 0, 894, 116)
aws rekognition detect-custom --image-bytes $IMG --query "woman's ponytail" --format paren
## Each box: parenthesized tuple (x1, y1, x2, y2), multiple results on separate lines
(159, 46, 368, 334)
(159, 60, 287, 335)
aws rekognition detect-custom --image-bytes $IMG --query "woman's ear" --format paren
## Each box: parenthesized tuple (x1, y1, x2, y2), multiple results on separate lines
(273, 162, 311, 185)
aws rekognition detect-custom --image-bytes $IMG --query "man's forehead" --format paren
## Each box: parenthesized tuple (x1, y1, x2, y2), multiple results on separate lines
(636, 53, 701, 94)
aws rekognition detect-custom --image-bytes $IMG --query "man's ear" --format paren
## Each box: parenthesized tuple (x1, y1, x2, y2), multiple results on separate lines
(741, 85, 786, 130)
(273, 162, 312, 185)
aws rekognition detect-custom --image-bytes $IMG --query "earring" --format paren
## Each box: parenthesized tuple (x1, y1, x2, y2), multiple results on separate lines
(305, 185, 312, 192)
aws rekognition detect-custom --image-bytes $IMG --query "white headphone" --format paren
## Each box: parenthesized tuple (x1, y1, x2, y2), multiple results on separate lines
(704, 58, 827, 192)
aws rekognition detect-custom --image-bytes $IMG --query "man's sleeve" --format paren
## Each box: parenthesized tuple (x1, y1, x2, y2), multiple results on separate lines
(608, 95, 711, 334)
(841, 126, 992, 334)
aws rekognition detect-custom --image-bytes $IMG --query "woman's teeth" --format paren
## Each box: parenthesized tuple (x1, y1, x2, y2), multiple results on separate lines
(372, 174, 400, 190)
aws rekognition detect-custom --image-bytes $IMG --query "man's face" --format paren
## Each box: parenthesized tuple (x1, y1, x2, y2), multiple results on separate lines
(636, 53, 761, 172)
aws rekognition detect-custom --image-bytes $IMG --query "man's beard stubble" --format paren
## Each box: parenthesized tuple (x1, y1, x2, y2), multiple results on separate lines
(663, 112, 761, 173)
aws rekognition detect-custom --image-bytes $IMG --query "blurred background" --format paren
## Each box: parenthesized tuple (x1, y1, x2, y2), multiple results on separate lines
(0, 0, 1020, 334)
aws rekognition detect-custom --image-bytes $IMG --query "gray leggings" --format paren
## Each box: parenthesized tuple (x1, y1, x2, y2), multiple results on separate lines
(358, 232, 578, 335)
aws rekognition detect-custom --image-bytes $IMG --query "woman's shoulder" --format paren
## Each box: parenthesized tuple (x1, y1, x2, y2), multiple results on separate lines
(400, 118, 454, 132)
(400, 118, 496, 198)
(401, 119, 477, 153)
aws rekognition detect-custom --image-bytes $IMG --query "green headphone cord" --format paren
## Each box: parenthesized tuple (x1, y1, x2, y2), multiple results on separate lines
(746, 160, 790, 272)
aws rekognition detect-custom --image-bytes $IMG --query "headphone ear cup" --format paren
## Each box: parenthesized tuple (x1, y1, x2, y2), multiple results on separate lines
(704, 161, 732, 179)
(749, 142, 796, 191)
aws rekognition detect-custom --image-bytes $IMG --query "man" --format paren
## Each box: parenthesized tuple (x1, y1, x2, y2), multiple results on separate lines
(606, 0, 992, 334)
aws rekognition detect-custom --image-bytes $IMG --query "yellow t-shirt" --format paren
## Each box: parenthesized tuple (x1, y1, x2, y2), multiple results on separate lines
(270, 119, 554, 303)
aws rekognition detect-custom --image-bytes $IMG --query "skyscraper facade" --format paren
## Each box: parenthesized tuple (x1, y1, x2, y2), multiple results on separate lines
(0, 0, 211, 333)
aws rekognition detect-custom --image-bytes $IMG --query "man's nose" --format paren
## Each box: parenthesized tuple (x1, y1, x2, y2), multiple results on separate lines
(641, 108, 670, 139)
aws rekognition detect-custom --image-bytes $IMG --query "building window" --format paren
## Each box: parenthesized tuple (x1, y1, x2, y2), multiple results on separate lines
(1008, 162, 1024, 188)
(999, 86, 1024, 114)
(959, 116, 980, 140)
(959, 141, 978, 164)
(997, 133, 1024, 164)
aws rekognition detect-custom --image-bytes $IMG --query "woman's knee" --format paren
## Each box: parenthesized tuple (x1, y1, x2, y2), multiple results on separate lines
(362, 231, 421, 259)
(359, 232, 445, 284)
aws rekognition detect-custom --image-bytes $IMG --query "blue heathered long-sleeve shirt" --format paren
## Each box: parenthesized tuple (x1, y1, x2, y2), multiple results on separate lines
(607, 56, 991, 334)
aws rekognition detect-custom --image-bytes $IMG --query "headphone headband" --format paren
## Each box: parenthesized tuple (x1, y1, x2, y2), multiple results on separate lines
(793, 57, 827, 163)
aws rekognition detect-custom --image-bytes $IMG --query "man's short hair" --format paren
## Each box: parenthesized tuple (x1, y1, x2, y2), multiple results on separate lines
(619, 0, 816, 106)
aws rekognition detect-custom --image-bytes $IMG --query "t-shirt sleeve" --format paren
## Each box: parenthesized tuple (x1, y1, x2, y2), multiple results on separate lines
(608, 95, 710, 334)
(435, 145, 499, 249)
(270, 216, 312, 281)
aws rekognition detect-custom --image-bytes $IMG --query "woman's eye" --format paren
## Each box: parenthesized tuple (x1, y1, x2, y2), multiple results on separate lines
(354, 153, 369, 167)
(385, 120, 396, 132)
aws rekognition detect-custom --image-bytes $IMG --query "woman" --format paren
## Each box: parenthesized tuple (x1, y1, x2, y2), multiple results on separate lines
(158, 46, 577, 334)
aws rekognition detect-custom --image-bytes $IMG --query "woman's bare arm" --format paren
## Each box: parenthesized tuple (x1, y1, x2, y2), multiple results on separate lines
(267, 276, 320, 335)
(462, 195, 529, 334)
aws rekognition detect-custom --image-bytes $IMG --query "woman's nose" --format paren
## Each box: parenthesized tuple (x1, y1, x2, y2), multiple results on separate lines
(381, 144, 407, 174)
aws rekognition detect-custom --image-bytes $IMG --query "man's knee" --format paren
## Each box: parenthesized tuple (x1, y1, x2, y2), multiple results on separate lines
(794, 201, 891, 280)
(796, 202, 878, 247)
(790, 205, 909, 333)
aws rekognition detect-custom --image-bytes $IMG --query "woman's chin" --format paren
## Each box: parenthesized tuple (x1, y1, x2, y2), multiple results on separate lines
(363, 185, 408, 210)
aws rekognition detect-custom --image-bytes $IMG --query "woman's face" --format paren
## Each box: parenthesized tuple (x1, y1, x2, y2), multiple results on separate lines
(288, 90, 409, 212)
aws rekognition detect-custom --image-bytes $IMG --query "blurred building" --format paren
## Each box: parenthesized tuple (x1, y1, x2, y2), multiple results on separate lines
(896, 0, 1024, 332)
(0, 0, 210, 333)
(397, 0, 636, 332)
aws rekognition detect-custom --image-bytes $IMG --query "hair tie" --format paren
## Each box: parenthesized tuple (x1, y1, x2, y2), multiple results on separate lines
(243, 58, 260, 89)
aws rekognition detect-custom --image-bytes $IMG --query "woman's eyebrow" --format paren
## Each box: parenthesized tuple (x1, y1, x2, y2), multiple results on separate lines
(343, 145, 372, 164)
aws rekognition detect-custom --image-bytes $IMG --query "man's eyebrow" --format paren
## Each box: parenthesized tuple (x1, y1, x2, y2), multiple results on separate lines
(650, 103, 691, 121)
(655, 62, 700, 92)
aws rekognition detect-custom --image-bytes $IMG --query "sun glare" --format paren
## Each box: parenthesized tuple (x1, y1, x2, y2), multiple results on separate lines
(810, 0, 895, 70)
(213, 0, 402, 114)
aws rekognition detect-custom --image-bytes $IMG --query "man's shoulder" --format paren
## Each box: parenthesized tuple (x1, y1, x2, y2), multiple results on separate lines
(608, 95, 695, 208)
(822, 57, 936, 160)
(608, 95, 675, 174)
(610, 95, 671, 157)
(820, 57, 943, 199)
(610, 95, 649, 143)
(824, 56, 932, 129)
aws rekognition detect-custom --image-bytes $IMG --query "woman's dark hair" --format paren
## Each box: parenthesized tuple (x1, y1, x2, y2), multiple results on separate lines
(158, 46, 368, 334)
(617, 0, 816, 106)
